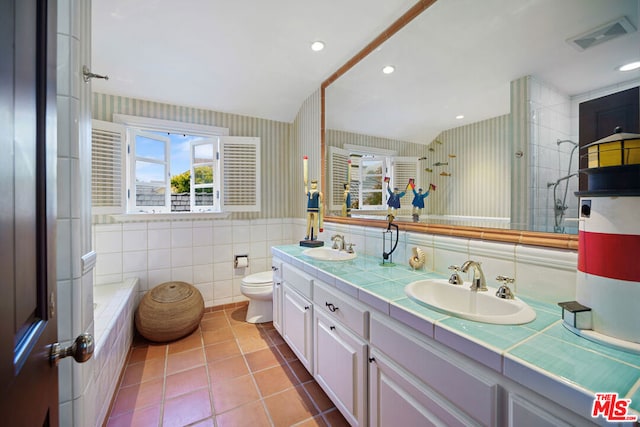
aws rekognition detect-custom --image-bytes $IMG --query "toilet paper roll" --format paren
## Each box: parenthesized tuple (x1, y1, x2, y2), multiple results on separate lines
(235, 256, 248, 268)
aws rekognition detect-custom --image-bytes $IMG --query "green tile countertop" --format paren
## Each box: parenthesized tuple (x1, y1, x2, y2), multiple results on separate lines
(272, 244, 640, 421)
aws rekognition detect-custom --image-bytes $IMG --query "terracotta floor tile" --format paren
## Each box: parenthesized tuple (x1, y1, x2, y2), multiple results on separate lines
(208, 355, 249, 383)
(244, 347, 284, 372)
(200, 316, 231, 331)
(288, 360, 313, 383)
(167, 329, 203, 354)
(263, 385, 319, 427)
(162, 388, 213, 427)
(226, 307, 249, 325)
(275, 342, 297, 361)
(211, 374, 260, 414)
(166, 347, 205, 375)
(189, 417, 216, 426)
(108, 313, 346, 427)
(202, 327, 235, 345)
(204, 339, 242, 362)
(322, 408, 350, 427)
(215, 400, 272, 427)
(231, 323, 265, 339)
(296, 415, 328, 427)
(110, 378, 164, 417)
(127, 344, 167, 364)
(253, 364, 299, 397)
(106, 404, 161, 427)
(303, 381, 335, 412)
(237, 335, 271, 353)
(165, 365, 209, 399)
(120, 358, 165, 387)
(266, 329, 286, 346)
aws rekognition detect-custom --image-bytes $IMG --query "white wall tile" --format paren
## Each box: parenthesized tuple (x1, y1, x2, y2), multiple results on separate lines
(192, 245, 213, 266)
(95, 252, 122, 277)
(193, 226, 213, 247)
(123, 230, 147, 252)
(171, 247, 192, 268)
(213, 262, 233, 281)
(148, 228, 171, 249)
(148, 249, 170, 270)
(123, 250, 147, 273)
(171, 266, 193, 283)
(171, 227, 193, 248)
(95, 230, 122, 253)
(148, 269, 172, 289)
(193, 264, 213, 284)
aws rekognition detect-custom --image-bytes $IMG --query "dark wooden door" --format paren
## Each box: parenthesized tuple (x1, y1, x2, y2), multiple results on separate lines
(579, 86, 640, 191)
(0, 0, 59, 425)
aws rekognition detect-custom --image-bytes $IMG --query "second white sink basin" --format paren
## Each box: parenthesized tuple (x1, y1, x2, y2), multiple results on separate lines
(405, 279, 536, 325)
(302, 247, 357, 261)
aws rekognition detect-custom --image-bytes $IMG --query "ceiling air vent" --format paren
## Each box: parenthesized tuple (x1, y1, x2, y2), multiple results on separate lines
(567, 16, 636, 51)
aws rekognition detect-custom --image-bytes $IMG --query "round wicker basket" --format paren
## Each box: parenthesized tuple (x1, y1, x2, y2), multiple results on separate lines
(135, 281, 204, 342)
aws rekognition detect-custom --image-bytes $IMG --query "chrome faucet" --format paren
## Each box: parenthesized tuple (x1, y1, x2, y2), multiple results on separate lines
(331, 234, 345, 251)
(460, 260, 487, 291)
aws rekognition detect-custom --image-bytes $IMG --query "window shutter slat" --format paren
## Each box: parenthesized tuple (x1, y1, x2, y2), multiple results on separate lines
(328, 146, 349, 211)
(220, 136, 261, 212)
(91, 120, 125, 214)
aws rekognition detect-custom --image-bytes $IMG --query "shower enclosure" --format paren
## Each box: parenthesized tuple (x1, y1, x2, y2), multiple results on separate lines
(547, 139, 579, 233)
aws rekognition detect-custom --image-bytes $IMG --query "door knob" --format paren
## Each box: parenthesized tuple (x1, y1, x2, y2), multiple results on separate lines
(50, 333, 94, 366)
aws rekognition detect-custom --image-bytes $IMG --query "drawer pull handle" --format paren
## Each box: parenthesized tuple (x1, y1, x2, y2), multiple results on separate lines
(330, 326, 336, 331)
(368, 357, 376, 363)
(325, 302, 339, 312)
(304, 306, 310, 310)
(272, 266, 279, 271)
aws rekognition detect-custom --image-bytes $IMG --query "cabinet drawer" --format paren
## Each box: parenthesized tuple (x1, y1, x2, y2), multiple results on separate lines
(282, 263, 312, 298)
(314, 280, 369, 338)
(370, 314, 498, 426)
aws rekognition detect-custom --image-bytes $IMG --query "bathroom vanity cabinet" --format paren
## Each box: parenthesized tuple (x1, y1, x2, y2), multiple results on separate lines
(272, 251, 611, 427)
(271, 259, 283, 333)
(281, 263, 314, 371)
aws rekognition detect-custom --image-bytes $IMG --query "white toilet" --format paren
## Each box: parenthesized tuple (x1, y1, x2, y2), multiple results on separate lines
(240, 270, 274, 323)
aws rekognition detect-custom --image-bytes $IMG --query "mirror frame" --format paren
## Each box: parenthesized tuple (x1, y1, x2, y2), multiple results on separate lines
(320, 0, 578, 250)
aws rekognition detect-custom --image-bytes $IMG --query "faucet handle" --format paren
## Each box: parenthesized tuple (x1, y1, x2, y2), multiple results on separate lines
(495, 276, 515, 299)
(346, 243, 356, 254)
(448, 265, 463, 285)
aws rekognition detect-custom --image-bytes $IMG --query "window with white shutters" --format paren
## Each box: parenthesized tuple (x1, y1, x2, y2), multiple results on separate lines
(91, 116, 260, 215)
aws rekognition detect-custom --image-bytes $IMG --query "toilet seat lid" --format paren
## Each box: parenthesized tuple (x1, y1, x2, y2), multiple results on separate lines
(242, 271, 273, 285)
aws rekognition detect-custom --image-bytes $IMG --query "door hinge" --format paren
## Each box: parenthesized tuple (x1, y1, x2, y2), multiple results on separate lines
(49, 291, 56, 318)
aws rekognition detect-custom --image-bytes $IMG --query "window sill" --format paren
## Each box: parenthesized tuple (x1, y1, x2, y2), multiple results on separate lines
(110, 212, 231, 223)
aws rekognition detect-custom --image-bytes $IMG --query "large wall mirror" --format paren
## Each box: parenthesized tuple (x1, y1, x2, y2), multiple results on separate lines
(322, 0, 639, 248)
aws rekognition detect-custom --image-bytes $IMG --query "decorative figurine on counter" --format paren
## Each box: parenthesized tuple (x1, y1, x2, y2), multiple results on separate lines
(385, 177, 406, 221)
(302, 156, 324, 247)
(342, 183, 352, 217)
(411, 183, 435, 222)
(342, 159, 352, 217)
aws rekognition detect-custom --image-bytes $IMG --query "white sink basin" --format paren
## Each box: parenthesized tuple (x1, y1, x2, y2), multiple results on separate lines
(405, 279, 536, 325)
(302, 247, 357, 261)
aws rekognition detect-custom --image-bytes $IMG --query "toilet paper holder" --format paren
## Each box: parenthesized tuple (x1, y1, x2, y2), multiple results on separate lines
(234, 255, 249, 268)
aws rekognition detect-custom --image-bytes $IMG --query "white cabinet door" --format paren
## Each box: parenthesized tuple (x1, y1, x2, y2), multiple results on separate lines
(369, 349, 480, 427)
(314, 309, 367, 427)
(273, 278, 283, 333)
(282, 283, 313, 371)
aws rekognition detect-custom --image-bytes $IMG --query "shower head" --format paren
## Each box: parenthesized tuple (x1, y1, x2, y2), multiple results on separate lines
(557, 139, 578, 147)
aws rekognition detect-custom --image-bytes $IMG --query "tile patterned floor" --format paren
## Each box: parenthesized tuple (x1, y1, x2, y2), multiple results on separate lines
(105, 304, 349, 427)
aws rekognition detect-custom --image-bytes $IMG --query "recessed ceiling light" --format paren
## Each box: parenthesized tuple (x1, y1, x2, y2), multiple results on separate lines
(618, 61, 640, 71)
(311, 41, 325, 52)
(382, 65, 395, 74)
(456, 115, 464, 120)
